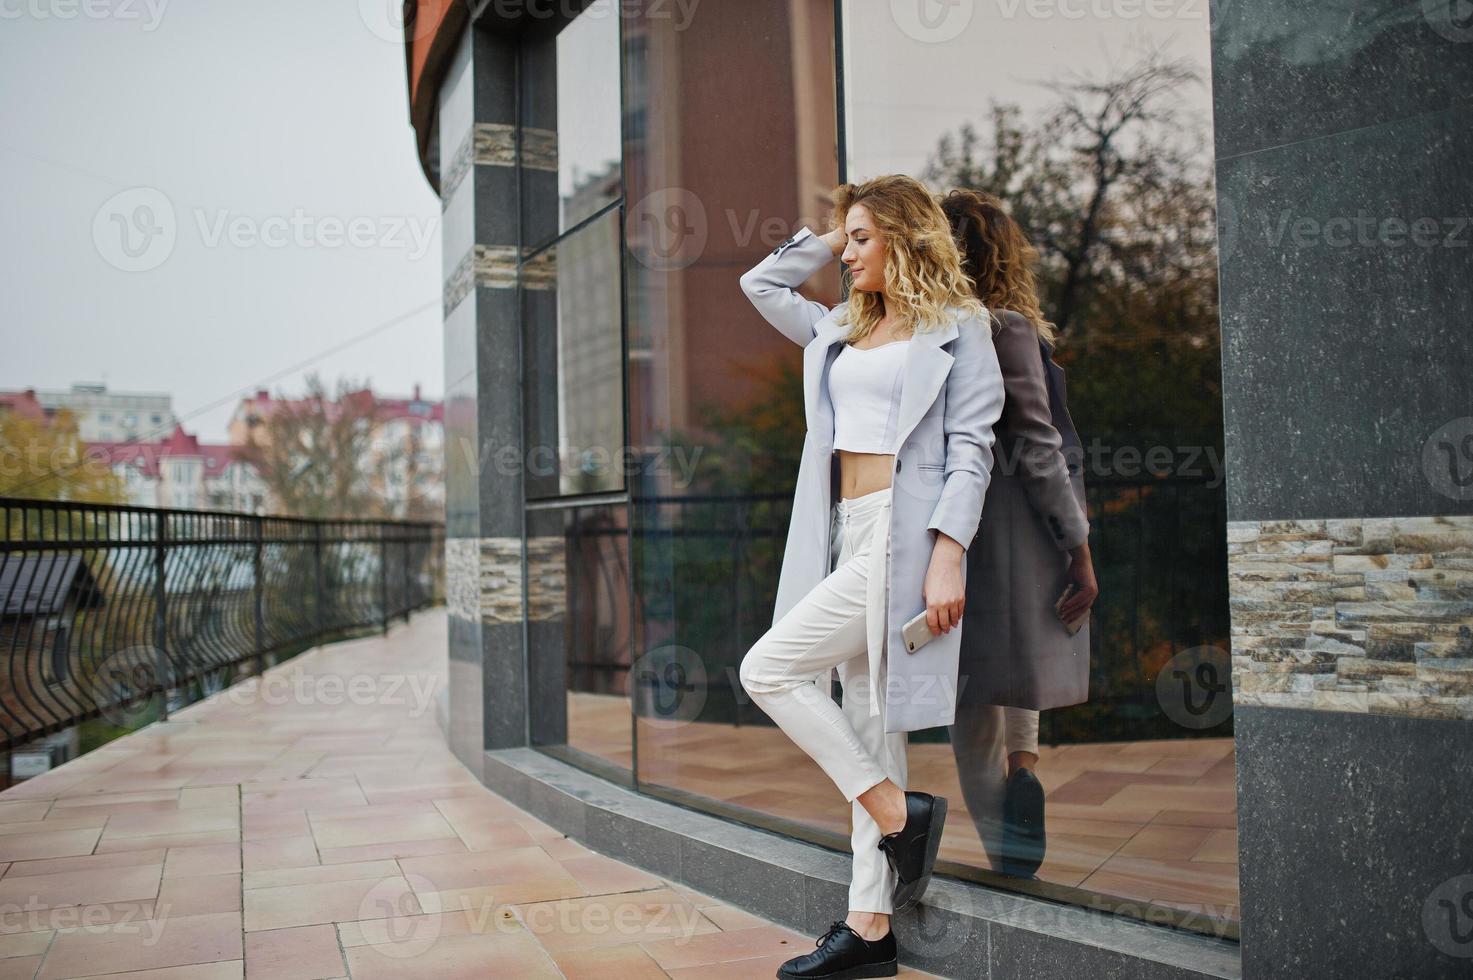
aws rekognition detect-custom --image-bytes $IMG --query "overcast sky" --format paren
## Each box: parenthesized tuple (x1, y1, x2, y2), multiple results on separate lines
(1, 0, 1212, 445)
(1, 0, 443, 443)
(844, 0, 1215, 179)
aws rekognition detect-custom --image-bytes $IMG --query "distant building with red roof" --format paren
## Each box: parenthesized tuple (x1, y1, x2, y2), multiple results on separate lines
(227, 383, 443, 519)
(86, 422, 266, 513)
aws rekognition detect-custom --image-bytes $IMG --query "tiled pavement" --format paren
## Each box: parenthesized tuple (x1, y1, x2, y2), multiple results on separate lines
(0, 612, 940, 979)
(576, 690, 1239, 923)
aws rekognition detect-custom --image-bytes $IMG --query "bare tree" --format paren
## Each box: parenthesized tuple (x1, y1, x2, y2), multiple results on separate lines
(232, 373, 382, 519)
(925, 42, 1212, 337)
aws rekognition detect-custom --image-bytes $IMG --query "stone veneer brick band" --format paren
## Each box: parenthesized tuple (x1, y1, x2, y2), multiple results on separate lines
(1228, 515, 1473, 719)
(445, 537, 525, 624)
(445, 536, 567, 625)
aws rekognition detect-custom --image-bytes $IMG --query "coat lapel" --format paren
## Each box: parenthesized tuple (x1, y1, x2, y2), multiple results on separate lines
(805, 313, 959, 450)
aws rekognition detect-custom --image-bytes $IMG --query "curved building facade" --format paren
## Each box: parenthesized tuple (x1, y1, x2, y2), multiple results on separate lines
(404, 2, 1473, 977)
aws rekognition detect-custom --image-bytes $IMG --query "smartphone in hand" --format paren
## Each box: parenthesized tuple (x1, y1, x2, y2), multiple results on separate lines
(902, 609, 936, 653)
(1055, 583, 1089, 635)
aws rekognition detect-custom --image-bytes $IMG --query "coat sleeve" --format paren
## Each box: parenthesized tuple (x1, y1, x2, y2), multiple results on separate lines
(737, 226, 838, 346)
(926, 310, 1005, 552)
(994, 310, 1091, 551)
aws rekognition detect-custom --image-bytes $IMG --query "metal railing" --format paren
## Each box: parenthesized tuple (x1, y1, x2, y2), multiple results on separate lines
(0, 498, 445, 751)
(571, 473, 1230, 741)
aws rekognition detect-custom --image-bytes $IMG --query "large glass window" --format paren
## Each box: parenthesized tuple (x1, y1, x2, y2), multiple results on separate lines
(619, 0, 846, 834)
(521, 0, 622, 253)
(519, 1, 631, 773)
(522, 208, 626, 499)
(522, 0, 1233, 939)
(840, 0, 1233, 933)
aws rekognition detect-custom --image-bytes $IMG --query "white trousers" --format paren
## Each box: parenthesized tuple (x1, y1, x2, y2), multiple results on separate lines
(949, 705, 1040, 871)
(738, 485, 905, 914)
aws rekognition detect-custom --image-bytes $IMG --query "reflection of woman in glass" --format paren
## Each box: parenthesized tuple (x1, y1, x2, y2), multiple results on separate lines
(941, 189, 1099, 879)
(738, 175, 1005, 979)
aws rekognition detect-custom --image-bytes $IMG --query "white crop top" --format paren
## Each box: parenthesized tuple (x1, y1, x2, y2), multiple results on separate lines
(828, 339, 911, 453)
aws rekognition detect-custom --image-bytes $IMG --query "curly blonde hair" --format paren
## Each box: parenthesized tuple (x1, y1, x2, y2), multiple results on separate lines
(829, 175, 987, 341)
(939, 188, 1058, 346)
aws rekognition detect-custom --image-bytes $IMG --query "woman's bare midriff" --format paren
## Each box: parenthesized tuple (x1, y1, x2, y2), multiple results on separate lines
(835, 449, 895, 500)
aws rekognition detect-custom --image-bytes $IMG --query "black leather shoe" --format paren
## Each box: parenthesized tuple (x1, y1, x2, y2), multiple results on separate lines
(876, 791, 948, 912)
(1000, 767, 1046, 878)
(776, 920, 897, 979)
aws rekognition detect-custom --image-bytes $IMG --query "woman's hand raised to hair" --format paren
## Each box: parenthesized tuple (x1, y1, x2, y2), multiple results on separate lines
(819, 227, 848, 257)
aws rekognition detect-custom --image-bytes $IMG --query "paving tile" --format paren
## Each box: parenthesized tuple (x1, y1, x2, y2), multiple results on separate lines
(242, 837, 319, 873)
(0, 802, 51, 825)
(243, 924, 346, 980)
(37, 910, 242, 980)
(0, 929, 52, 958)
(665, 951, 796, 979)
(641, 923, 807, 969)
(49, 790, 180, 810)
(163, 845, 242, 880)
(552, 943, 669, 979)
(2, 848, 166, 880)
(1190, 829, 1239, 864)
(696, 904, 770, 931)
(342, 927, 561, 980)
(156, 874, 242, 916)
(103, 808, 239, 841)
(535, 835, 593, 862)
(242, 875, 419, 932)
(317, 837, 466, 865)
(96, 830, 240, 854)
(398, 847, 574, 894)
(558, 854, 665, 896)
(0, 955, 43, 979)
(308, 811, 457, 850)
(0, 828, 103, 863)
(513, 888, 718, 952)
(242, 859, 398, 891)
(241, 809, 310, 842)
(2, 903, 160, 937)
(241, 781, 366, 815)
(0, 863, 162, 910)
(335, 905, 518, 948)
(0, 817, 109, 836)
(179, 788, 239, 810)
(63, 960, 245, 972)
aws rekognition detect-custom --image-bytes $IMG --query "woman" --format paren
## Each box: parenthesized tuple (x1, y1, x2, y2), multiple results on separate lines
(940, 188, 1099, 880)
(737, 175, 1006, 980)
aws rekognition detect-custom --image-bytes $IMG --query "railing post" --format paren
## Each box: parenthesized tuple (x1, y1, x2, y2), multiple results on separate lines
(314, 522, 326, 640)
(153, 511, 170, 722)
(401, 531, 411, 623)
(253, 519, 266, 675)
(379, 522, 390, 635)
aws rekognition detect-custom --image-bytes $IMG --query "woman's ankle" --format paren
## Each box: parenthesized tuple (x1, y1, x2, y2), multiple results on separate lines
(844, 910, 891, 941)
(857, 779, 907, 836)
(1007, 750, 1040, 777)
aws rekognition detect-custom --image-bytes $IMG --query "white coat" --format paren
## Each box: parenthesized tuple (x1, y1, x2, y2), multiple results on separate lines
(739, 226, 1006, 733)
